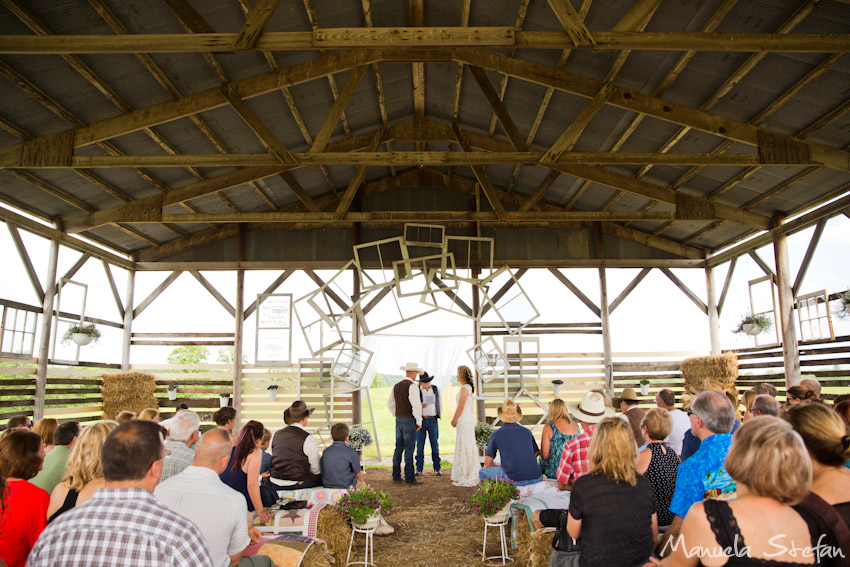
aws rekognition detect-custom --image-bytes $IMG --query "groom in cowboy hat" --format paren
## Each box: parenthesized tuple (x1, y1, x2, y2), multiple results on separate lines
(415, 371, 442, 477)
(269, 400, 322, 489)
(387, 362, 424, 485)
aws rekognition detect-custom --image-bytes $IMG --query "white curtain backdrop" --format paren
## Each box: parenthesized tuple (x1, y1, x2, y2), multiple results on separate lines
(359, 334, 470, 392)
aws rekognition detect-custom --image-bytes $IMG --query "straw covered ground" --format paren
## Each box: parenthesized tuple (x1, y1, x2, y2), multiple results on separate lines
(317, 468, 540, 566)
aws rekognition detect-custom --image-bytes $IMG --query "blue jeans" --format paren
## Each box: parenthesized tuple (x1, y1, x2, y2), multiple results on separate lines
(393, 417, 417, 482)
(479, 466, 542, 487)
(415, 417, 440, 472)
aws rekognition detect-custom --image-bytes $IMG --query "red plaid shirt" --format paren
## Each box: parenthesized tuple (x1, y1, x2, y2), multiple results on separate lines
(555, 423, 596, 486)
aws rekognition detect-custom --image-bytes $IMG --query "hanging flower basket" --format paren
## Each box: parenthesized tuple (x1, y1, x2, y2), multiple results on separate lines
(734, 312, 773, 337)
(167, 383, 178, 401)
(62, 323, 101, 347)
(267, 385, 278, 401)
(219, 394, 230, 408)
(640, 380, 650, 396)
(552, 379, 564, 396)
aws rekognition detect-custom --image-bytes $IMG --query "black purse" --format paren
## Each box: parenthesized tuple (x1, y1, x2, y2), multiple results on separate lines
(549, 509, 581, 567)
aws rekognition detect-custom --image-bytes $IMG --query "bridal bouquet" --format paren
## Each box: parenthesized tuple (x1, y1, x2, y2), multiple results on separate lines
(474, 421, 495, 453)
(346, 425, 373, 451)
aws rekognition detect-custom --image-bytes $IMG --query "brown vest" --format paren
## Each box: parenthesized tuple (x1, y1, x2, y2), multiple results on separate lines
(624, 406, 646, 447)
(393, 379, 414, 418)
(270, 426, 319, 482)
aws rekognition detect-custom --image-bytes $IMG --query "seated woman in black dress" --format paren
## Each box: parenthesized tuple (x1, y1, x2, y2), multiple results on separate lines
(219, 420, 270, 524)
(662, 416, 831, 567)
(553, 417, 657, 567)
(636, 408, 680, 530)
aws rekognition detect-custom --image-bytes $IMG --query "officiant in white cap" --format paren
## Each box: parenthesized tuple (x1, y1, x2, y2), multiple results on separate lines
(387, 362, 424, 485)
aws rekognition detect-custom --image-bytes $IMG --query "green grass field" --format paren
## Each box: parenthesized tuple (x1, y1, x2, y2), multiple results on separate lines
(359, 387, 457, 459)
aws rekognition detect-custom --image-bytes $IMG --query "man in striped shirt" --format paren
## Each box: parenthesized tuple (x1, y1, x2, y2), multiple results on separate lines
(27, 420, 214, 567)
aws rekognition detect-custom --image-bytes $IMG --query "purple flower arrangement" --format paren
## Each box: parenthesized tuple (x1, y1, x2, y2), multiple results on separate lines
(338, 487, 395, 526)
(463, 478, 519, 518)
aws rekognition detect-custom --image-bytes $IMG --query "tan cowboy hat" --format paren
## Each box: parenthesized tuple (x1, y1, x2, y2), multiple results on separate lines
(568, 391, 616, 424)
(497, 399, 522, 423)
(399, 362, 424, 374)
(284, 400, 315, 424)
(612, 387, 639, 406)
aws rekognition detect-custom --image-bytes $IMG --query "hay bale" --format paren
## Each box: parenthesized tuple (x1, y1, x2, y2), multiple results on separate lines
(681, 354, 738, 395)
(316, 505, 351, 562)
(515, 519, 554, 567)
(101, 372, 158, 420)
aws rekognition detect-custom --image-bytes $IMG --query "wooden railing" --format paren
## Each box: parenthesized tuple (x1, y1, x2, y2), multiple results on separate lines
(4, 338, 848, 426)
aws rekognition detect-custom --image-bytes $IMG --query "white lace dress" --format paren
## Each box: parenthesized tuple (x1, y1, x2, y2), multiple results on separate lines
(451, 384, 481, 487)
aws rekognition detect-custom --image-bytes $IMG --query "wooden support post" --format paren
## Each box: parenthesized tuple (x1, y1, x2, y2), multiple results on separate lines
(705, 265, 721, 355)
(598, 267, 613, 396)
(351, 212, 362, 427)
(471, 268, 485, 422)
(233, 226, 246, 431)
(34, 230, 59, 420)
(772, 214, 801, 388)
(121, 268, 135, 372)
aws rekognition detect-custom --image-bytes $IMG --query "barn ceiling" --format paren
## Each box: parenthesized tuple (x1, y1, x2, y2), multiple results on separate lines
(0, 0, 849, 265)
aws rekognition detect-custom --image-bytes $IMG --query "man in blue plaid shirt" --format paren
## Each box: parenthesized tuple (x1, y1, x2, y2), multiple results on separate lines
(27, 420, 214, 567)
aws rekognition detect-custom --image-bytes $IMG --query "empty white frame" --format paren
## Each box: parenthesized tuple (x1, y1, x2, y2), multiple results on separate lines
(331, 341, 374, 387)
(404, 223, 445, 248)
(392, 253, 457, 298)
(441, 236, 497, 284)
(353, 237, 409, 292)
(478, 268, 540, 335)
(467, 336, 511, 384)
(503, 336, 541, 397)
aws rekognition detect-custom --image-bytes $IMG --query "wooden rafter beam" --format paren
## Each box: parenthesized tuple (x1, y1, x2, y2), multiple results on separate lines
(0, 50, 379, 161)
(608, 267, 651, 314)
(451, 124, 508, 221)
(660, 268, 707, 314)
(546, 0, 595, 46)
(243, 270, 295, 319)
(333, 127, 386, 220)
(233, 0, 281, 49)
(547, 268, 600, 317)
(481, 268, 527, 317)
(717, 255, 737, 315)
(133, 271, 182, 318)
(541, 83, 613, 163)
(3, 30, 850, 53)
(189, 270, 235, 316)
(7, 222, 45, 304)
(220, 84, 296, 163)
(101, 259, 125, 320)
(518, 170, 560, 212)
(5, 150, 817, 170)
(468, 65, 529, 151)
(791, 218, 825, 296)
(309, 65, 367, 153)
(280, 172, 321, 213)
(454, 50, 850, 173)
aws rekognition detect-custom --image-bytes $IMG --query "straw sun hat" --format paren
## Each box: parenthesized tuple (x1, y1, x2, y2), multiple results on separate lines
(497, 399, 522, 423)
(568, 391, 616, 423)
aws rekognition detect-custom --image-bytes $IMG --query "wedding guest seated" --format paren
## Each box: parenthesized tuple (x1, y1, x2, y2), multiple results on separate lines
(614, 388, 645, 447)
(321, 423, 364, 489)
(161, 411, 201, 482)
(658, 391, 737, 557)
(28, 420, 214, 567)
(31, 421, 80, 493)
(213, 406, 238, 444)
(556, 390, 614, 490)
(4, 415, 31, 431)
(0, 430, 49, 567)
(158, 403, 189, 429)
(550, 418, 657, 567)
(480, 399, 542, 486)
(748, 394, 779, 419)
(753, 382, 778, 397)
(115, 410, 136, 423)
(32, 418, 58, 454)
(260, 428, 272, 478)
(801, 378, 823, 401)
(786, 385, 816, 406)
(47, 421, 118, 522)
(156, 428, 272, 567)
(656, 389, 690, 456)
(660, 417, 829, 567)
(636, 408, 680, 529)
(270, 401, 321, 490)
(221, 420, 272, 524)
(785, 403, 850, 527)
(138, 407, 160, 422)
(538, 399, 579, 480)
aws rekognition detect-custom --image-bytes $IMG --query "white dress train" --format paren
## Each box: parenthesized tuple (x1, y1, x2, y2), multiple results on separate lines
(451, 384, 481, 487)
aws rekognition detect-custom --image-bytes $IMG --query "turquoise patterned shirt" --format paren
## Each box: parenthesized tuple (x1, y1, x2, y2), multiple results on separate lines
(668, 432, 736, 519)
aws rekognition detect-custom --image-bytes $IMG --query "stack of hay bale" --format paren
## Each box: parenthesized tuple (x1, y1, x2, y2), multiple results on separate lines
(680, 353, 739, 409)
(101, 372, 158, 420)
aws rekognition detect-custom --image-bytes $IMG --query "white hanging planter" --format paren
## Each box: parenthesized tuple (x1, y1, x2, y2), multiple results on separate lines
(552, 381, 563, 396)
(219, 396, 230, 407)
(268, 389, 278, 401)
(71, 333, 94, 346)
(167, 389, 178, 401)
(640, 383, 650, 396)
(742, 323, 763, 336)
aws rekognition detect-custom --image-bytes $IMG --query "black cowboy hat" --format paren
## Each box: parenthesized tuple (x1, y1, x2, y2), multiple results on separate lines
(418, 371, 435, 383)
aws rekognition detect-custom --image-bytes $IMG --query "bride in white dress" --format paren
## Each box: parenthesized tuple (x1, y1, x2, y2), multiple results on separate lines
(451, 365, 481, 487)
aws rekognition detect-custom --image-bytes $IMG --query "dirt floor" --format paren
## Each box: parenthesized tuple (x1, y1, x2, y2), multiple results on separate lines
(351, 466, 519, 567)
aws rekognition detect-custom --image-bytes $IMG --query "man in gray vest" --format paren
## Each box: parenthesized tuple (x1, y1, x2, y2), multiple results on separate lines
(270, 401, 321, 489)
(415, 372, 441, 477)
(387, 362, 424, 485)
